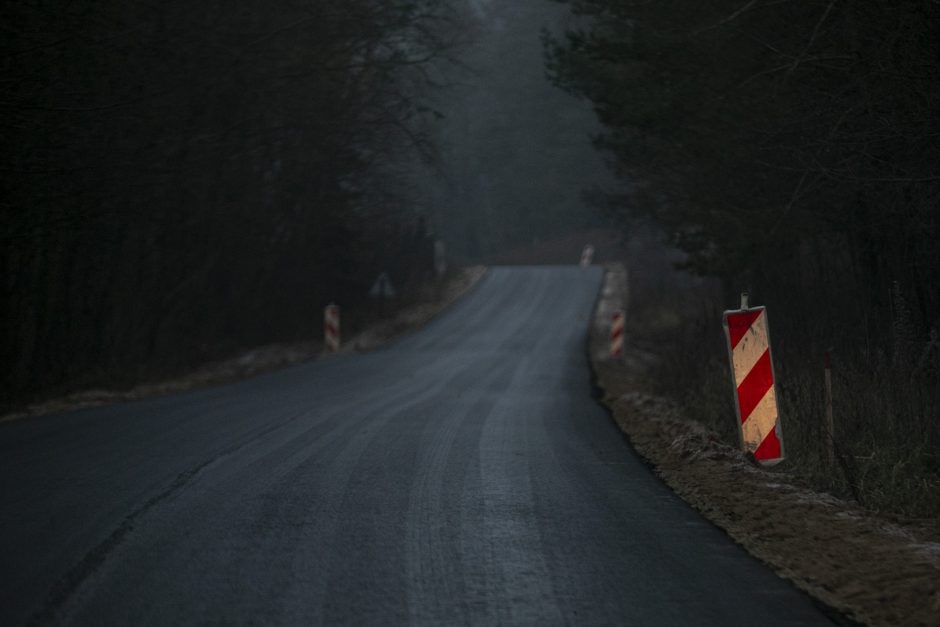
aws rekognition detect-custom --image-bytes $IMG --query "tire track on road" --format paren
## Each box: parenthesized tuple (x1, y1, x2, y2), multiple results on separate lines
(404, 360, 516, 623)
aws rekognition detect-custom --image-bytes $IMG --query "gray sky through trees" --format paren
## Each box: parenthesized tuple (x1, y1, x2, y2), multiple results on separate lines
(418, 0, 617, 260)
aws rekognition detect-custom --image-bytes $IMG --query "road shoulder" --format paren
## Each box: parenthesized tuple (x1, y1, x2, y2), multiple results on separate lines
(2, 267, 487, 424)
(590, 263, 940, 627)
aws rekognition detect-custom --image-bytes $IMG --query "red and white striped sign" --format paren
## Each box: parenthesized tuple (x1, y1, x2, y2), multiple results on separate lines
(723, 306, 785, 465)
(610, 310, 625, 359)
(324, 303, 340, 353)
(580, 244, 595, 268)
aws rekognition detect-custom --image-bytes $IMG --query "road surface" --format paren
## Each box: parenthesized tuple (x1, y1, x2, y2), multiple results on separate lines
(1, 267, 833, 625)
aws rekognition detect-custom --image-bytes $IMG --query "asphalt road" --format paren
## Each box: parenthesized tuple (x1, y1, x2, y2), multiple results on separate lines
(1, 267, 833, 626)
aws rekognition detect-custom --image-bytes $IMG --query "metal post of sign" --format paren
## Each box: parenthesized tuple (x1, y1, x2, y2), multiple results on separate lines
(369, 272, 396, 319)
(434, 240, 447, 278)
(824, 351, 835, 467)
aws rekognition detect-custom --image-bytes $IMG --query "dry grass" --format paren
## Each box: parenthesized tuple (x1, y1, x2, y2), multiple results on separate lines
(592, 260, 940, 627)
(1, 267, 486, 423)
(615, 230, 940, 521)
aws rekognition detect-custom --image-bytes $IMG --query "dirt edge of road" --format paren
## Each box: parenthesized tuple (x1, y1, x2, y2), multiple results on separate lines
(590, 264, 940, 627)
(2, 267, 487, 424)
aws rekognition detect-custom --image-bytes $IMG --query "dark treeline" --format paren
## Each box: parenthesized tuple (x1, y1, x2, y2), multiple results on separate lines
(547, 1, 940, 515)
(2, 1, 459, 408)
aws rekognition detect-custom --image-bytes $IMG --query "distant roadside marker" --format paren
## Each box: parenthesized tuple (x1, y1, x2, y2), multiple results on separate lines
(580, 244, 595, 267)
(324, 303, 340, 352)
(722, 293, 785, 465)
(610, 310, 625, 360)
(369, 272, 396, 299)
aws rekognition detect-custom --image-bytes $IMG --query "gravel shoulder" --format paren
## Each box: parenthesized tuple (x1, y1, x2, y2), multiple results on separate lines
(1, 267, 486, 424)
(591, 263, 940, 627)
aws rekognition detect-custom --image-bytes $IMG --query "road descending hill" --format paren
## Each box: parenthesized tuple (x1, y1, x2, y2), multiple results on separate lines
(0, 267, 833, 625)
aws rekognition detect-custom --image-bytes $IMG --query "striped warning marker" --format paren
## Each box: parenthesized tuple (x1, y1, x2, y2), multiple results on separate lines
(723, 305, 785, 465)
(324, 303, 340, 353)
(610, 310, 625, 359)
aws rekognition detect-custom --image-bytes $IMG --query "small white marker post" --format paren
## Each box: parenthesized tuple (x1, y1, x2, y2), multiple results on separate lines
(580, 244, 595, 268)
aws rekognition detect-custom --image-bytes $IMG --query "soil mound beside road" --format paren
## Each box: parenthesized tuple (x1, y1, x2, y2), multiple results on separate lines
(591, 264, 940, 627)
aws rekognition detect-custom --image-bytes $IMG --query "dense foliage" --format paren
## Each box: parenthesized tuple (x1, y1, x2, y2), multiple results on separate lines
(547, 1, 940, 515)
(547, 0, 940, 311)
(1, 1, 456, 407)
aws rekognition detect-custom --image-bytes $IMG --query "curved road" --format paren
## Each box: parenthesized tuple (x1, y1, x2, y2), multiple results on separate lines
(1, 267, 832, 625)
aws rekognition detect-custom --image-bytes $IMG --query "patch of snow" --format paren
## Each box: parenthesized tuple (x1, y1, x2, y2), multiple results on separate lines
(908, 543, 940, 568)
(792, 492, 843, 507)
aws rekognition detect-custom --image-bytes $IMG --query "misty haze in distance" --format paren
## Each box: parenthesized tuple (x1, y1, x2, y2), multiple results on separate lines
(417, 0, 618, 260)
(2, 1, 938, 624)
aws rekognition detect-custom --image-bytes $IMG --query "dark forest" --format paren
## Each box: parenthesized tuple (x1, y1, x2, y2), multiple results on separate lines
(2, 2, 938, 624)
(546, 0, 940, 517)
(2, 1, 463, 406)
